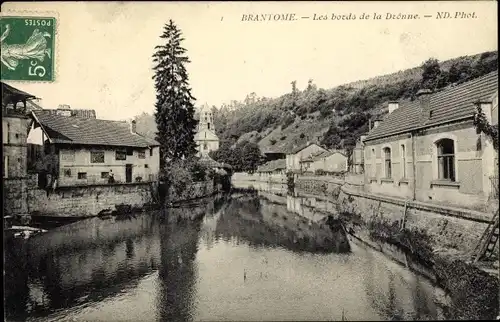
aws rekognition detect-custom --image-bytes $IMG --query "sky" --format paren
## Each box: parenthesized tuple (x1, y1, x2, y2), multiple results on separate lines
(1, 1, 498, 121)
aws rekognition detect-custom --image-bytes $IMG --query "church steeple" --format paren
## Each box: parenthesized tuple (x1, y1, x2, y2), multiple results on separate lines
(198, 104, 215, 132)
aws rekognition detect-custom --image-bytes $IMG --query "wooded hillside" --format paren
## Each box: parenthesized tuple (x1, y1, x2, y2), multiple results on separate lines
(135, 51, 498, 159)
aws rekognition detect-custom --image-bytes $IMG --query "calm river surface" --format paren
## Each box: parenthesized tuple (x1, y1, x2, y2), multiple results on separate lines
(4, 189, 449, 321)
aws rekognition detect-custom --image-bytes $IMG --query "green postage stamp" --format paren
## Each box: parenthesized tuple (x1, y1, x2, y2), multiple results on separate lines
(0, 16, 56, 82)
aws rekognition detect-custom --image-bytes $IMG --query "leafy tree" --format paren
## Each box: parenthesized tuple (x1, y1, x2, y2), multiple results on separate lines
(239, 141, 264, 173)
(420, 58, 442, 91)
(152, 20, 198, 168)
(321, 123, 342, 149)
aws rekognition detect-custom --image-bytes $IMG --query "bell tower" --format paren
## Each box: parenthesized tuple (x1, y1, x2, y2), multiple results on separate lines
(198, 104, 215, 132)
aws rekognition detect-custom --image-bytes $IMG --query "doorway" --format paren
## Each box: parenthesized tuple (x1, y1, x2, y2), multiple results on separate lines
(125, 164, 133, 183)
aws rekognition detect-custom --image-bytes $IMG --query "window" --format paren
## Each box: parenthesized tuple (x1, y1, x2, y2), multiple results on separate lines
(400, 144, 406, 178)
(437, 139, 455, 181)
(90, 151, 105, 163)
(138, 150, 146, 159)
(101, 172, 109, 179)
(64, 169, 71, 177)
(3, 156, 8, 178)
(371, 148, 376, 177)
(126, 148, 134, 156)
(383, 147, 392, 178)
(203, 143, 208, 150)
(78, 172, 87, 179)
(208, 123, 211, 130)
(150, 148, 153, 157)
(116, 150, 127, 160)
(145, 164, 149, 168)
(6, 123, 10, 143)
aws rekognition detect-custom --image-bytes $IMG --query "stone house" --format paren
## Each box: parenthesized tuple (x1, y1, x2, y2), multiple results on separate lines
(285, 142, 329, 173)
(194, 105, 220, 157)
(257, 159, 286, 176)
(304, 150, 348, 174)
(27, 109, 161, 187)
(363, 71, 498, 210)
(2, 82, 38, 216)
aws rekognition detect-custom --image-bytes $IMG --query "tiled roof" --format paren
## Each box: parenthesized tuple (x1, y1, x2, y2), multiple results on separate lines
(365, 71, 498, 141)
(288, 142, 327, 155)
(257, 159, 286, 172)
(312, 150, 347, 161)
(32, 110, 159, 148)
(198, 154, 232, 169)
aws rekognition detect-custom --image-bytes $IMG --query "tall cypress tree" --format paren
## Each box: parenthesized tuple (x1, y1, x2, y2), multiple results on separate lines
(153, 20, 198, 168)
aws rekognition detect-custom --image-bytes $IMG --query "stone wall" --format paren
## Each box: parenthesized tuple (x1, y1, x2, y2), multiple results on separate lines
(3, 178, 28, 215)
(27, 182, 154, 218)
(336, 187, 492, 254)
(295, 175, 495, 254)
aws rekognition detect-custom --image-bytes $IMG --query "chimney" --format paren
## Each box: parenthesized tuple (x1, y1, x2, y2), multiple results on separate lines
(416, 89, 433, 119)
(388, 101, 399, 114)
(373, 120, 381, 129)
(130, 119, 137, 134)
(56, 104, 71, 117)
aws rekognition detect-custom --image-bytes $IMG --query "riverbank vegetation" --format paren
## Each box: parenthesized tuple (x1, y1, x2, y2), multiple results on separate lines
(152, 20, 221, 198)
(337, 196, 499, 320)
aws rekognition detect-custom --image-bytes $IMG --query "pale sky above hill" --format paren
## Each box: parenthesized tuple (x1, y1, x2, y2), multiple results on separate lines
(1, 1, 497, 121)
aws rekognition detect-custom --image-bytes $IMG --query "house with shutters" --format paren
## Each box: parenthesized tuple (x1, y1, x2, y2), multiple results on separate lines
(27, 108, 160, 187)
(362, 70, 498, 210)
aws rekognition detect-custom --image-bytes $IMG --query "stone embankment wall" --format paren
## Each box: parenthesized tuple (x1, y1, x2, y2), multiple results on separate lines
(23, 173, 217, 219)
(27, 182, 154, 218)
(232, 172, 286, 184)
(295, 174, 494, 254)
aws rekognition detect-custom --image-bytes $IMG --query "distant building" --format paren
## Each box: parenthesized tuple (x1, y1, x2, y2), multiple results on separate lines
(27, 110, 160, 187)
(300, 150, 348, 174)
(194, 105, 220, 157)
(285, 142, 329, 173)
(363, 71, 498, 209)
(262, 151, 286, 162)
(257, 159, 286, 176)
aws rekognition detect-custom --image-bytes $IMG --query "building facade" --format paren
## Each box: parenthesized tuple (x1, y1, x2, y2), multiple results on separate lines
(27, 109, 160, 187)
(285, 143, 329, 173)
(351, 137, 365, 174)
(363, 71, 498, 210)
(2, 82, 39, 216)
(194, 105, 220, 157)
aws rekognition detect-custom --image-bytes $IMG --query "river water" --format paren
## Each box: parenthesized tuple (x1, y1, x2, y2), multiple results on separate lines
(4, 186, 450, 321)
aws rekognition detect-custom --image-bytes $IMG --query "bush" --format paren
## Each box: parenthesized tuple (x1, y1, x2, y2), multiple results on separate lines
(280, 135, 287, 141)
(299, 133, 305, 139)
(281, 113, 295, 130)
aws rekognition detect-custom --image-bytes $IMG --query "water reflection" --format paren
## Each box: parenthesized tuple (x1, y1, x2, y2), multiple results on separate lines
(5, 192, 449, 321)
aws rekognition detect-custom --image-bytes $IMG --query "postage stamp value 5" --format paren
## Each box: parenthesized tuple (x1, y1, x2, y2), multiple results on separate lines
(1, 16, 56, 82)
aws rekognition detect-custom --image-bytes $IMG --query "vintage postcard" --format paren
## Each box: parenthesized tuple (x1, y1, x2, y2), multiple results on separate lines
(2, 1, 498, 322)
